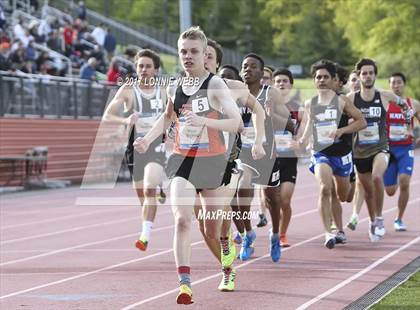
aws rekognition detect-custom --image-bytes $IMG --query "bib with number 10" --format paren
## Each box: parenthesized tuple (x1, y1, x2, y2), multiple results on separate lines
(358, 122, 379, 144)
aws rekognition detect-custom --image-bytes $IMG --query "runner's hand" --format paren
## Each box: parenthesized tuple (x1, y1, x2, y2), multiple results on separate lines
(133, 137, 150, 154)
(252, 142, 265, 160)
(184, 110, 204, 126)
(125, 112, 139, 126)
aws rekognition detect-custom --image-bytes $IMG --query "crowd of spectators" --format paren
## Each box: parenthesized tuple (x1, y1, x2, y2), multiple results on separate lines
(0, 1, 136, 84)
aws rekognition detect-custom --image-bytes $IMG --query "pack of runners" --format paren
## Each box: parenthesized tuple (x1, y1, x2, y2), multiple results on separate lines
(103, 26, 420, 305)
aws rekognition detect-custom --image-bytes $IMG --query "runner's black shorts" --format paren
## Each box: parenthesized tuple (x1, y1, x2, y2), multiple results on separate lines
(354, 150, 390, 174)
(166, 153, 231, 192)
(126, 144, 166, 182)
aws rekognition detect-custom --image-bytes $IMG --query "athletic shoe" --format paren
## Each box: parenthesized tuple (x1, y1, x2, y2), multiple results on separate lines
(394, 219, 407, 231)
(280, 235, 290, 247)
(347, 215, 358, 231)
(176, 284, 193, 305)
(256, 213, 267, 227)
(374, 217, 386, 237)
(135, 238, 148, 251)
(368, 222, 380, 242)
(335, 231, 347, 244)
(269, 232, 281, 262)
(233, 232, 243, 245)
(218, 268, 236, 292)
(221, 234, 236, 268)
(324, 234, 336, 249)
(239, 230, 256, 261)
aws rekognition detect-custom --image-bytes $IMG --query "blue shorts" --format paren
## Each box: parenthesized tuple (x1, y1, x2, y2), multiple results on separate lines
(384, 144, 414, 186)
(309, 151, 353, 177)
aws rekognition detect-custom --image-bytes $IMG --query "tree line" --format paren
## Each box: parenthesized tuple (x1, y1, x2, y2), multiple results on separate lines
(85, 0, 419, 97)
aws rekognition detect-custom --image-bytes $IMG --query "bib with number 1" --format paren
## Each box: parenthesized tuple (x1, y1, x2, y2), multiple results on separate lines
(315, 121, 337, 145)
(135, 112, 159, 137)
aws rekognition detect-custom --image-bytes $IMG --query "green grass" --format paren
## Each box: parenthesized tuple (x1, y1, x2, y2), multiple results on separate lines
(293, 78, 389, 101)
(370, 270, 420, 309)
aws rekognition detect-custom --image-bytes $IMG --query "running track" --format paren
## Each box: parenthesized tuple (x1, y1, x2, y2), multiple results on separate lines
(1, 153, 419, 309)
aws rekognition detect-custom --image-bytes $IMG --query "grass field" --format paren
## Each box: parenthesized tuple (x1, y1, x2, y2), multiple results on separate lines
(371, 271, 420, 309)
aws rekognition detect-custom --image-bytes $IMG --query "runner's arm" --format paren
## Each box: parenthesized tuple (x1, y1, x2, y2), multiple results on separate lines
(336, 96, 367, 137)
(103, 84, 136, 125)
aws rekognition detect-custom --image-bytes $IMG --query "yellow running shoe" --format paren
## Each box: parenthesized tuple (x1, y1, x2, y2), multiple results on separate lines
(221, 233, 236, 268)
(176, 284, 194, 305)
(218, 268, 236, 292)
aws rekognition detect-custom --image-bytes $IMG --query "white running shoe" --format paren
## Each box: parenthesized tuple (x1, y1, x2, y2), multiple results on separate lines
(394, 219, 407, 231)
(374, 217, 386, 237)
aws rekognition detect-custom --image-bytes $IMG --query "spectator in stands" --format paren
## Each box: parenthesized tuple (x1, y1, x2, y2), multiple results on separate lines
(20, 29, 35, 48)
(25, 40, 36, 62)
(38, 18, 52, 43)
(63, 22, 73, 57)
(0, 42, 11, 71)
(0, 28, 10, 44)
(47, 30, 62, 53)
(36, 51, 53, 72)
(107, 60, 120, 83)
(89, 44, 105, 72)
(0, 5, 6, 30)
(78, 1, 87, 21)
(9, 41, 25, 70)
(103, 27, 116, 63)
(30, 0, 39, 12)
(13, 17, 25, 43)
(91, 23, 106, 46)
(80, 57, 97, 81)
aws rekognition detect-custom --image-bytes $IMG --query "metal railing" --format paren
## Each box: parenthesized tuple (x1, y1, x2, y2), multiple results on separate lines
(0, 71, 119, 119)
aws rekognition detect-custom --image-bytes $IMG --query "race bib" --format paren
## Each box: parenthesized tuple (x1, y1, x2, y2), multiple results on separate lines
(150, 99, 163, 111)
(325, 109, 337, 120)
(241, 122, 266, 148)
(191, 97, 210, 113)
(135, 113, 159, 137)
(389, 124, 408, 141)
(271, 170, 280, 183)
(369, 107, 382, 118)
(358, 122, 379, 145)
(178, 117, 209, 149)
(341, 153, 352, 165)
(315, 121, 337, 145)
(275, 130, 293, 153)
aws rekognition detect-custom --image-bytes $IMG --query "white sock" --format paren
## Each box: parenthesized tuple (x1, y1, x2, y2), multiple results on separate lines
(141, 220, 153, 240)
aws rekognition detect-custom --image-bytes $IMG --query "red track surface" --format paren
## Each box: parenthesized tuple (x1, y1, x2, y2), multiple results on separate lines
(1, 154, 419, 310)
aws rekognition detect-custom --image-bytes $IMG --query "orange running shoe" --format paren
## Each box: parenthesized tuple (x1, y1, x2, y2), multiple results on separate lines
(280, 235, 290, 248)
(176, 284, 194, 305)
(135, 239, 148, 251)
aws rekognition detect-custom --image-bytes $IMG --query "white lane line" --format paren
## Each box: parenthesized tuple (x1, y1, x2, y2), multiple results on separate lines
(0, 240, 204, 300)
(1, 194, 418, 302)
(0, 218, 136, 245)
(120, 198, 419, 309)
(0, 206, 134, 230)
(295, 236, 420, 310)
(0, 224, 173, 266)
